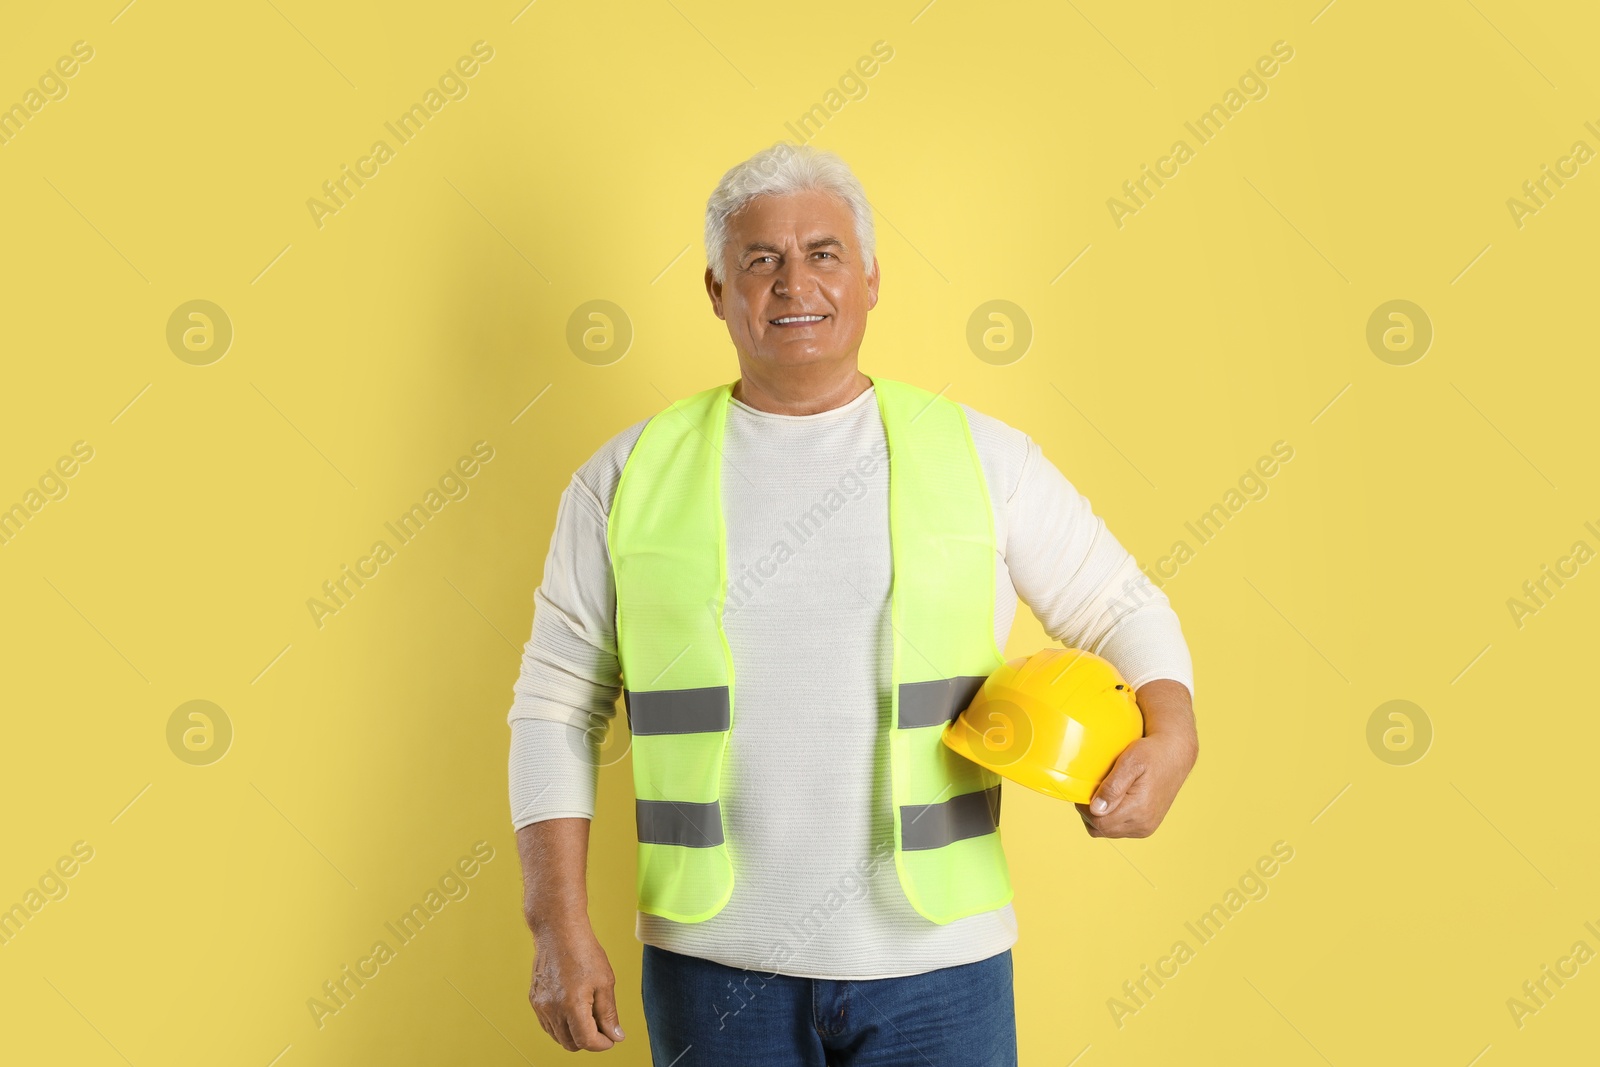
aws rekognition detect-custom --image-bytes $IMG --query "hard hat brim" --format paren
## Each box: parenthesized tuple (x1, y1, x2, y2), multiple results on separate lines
(941, 720, 1102, 805)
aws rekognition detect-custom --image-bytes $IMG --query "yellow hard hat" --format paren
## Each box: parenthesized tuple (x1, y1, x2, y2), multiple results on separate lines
(942, 647, 1144, 804)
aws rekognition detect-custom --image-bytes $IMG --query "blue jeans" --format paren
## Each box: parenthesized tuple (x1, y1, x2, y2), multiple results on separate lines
(640, 943, 1018, 1066)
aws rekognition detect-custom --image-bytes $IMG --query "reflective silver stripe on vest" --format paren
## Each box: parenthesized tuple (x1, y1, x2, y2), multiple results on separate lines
(624, 685, 730, 735)
(897, 676, 989, 729)
(636, 798, 725, 847)
(899, 785, 1002, 851)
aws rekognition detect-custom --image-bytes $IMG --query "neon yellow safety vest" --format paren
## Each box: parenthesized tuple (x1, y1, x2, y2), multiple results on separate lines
(606, 374, 1013, 925)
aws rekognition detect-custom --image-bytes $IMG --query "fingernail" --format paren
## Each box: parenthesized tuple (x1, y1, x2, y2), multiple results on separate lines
(1092, 798, 1108, 814)
(615, 1026, 626, 1038)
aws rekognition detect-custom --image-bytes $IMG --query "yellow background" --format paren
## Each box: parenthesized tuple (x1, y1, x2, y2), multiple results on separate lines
(3, 1, 1597, 1063)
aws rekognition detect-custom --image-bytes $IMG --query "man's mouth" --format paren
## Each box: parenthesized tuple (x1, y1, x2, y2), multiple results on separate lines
(769, 314, 828, 327)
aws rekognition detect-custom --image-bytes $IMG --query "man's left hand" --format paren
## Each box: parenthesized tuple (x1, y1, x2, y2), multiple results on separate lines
(1076, 679, 1197, 839)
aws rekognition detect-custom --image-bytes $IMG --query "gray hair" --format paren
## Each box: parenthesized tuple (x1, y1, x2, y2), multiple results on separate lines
(703, 141, 876, 285)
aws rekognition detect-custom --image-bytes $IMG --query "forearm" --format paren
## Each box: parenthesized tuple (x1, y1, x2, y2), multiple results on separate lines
(517, 817, 594, 938)
(1135, 678, 1198, 764)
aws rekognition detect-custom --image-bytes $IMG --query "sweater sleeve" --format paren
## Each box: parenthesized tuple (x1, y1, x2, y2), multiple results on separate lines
(1003, 436, 1195, 696)
(506, 470, 625, 829)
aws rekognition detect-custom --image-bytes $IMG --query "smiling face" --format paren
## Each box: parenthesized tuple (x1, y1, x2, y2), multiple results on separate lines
(705, 188, 880, 381)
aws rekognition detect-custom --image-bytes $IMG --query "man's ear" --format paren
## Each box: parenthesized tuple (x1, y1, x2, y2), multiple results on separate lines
(705, 266, 726, 320)
(865, 255, 881, 311)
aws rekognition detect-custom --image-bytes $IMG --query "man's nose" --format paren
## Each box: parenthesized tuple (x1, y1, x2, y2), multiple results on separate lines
(772, 258, 816, 296)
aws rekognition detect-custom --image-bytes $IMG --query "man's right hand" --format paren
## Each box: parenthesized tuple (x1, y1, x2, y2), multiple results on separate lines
(529, 922, 627, 1052)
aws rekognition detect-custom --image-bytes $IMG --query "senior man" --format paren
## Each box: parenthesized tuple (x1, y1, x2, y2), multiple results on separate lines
(508, 142, 1198, 1064)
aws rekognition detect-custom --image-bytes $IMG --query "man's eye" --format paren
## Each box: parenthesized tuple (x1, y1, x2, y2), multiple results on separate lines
(815, 251, 836, 259)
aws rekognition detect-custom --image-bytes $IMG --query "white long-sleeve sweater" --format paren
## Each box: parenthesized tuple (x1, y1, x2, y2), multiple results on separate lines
(507, 382, 1194, 980)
